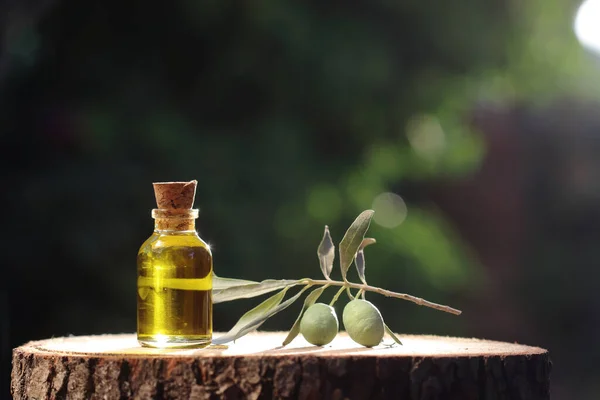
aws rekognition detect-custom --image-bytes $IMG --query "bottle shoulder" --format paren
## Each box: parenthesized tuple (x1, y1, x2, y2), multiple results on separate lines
(138, 231, 212, 255)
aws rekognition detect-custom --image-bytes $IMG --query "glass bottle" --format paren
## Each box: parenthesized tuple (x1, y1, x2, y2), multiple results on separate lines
(137, 181, 213, 348)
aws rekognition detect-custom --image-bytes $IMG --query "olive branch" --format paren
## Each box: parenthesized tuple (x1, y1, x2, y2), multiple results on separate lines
(211, 210, 462, 346)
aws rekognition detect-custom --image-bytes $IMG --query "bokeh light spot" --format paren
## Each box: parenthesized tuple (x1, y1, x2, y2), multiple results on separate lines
(575, 0, 600, 54)
(371, 192, 407, 228)
(406, 114, 446, 159)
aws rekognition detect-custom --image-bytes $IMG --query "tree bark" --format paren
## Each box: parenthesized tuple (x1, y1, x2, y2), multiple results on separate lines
(11, 332, 550, 400)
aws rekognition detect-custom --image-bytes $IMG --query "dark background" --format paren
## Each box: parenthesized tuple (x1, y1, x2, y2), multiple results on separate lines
(2, 0, 600, 398)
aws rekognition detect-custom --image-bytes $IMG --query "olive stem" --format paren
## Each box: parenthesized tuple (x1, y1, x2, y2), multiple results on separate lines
(329, 286, 346, 306)
(346, 287, 355, 300)
(300, 279, 462, 315)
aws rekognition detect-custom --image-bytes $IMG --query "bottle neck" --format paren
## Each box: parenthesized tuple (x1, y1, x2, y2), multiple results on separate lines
(152, 209, 199, 233)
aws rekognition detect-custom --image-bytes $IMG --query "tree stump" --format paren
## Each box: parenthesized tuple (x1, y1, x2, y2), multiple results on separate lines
(11, 332, 550, 400)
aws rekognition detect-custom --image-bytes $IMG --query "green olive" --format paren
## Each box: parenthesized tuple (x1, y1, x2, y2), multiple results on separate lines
(300, 303, 339, 345)
(342, 299, 384, 347)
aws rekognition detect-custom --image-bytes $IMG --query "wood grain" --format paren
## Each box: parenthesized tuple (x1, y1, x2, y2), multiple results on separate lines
(11, 332, 551, 400)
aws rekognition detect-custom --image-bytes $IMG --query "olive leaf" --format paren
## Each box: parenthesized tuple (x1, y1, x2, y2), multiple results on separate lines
(282, 285, 329, 346)
(212, 273, 258, 291)
(355, 251, 366, 285)
(212, 287, 290, 344)
(360, 238, 376, 249)
(213, 279, 300, 304)
(339, 210, 374, 281)
(212, 285, 312, 345)
(354, 238, 376, 285)
(384, 323, 403, 345)
(317, 226, 335, 279)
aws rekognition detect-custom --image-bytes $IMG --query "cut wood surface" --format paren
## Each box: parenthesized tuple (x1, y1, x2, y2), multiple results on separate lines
(11, 332, 550, 400)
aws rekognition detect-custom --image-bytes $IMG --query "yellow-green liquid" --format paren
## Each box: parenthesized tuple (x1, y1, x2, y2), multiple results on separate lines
(137, 232, 212, 348)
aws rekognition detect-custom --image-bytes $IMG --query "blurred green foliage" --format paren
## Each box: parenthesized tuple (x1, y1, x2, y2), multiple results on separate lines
(0, 0, 583, 328)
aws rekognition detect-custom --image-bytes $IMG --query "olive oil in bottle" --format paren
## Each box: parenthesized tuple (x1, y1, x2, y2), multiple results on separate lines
(137, 181, 213, 348)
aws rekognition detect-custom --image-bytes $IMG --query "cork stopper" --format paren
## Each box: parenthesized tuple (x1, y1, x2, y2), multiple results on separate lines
(153, 181, 197, 209)
(152, 181, 198, 231)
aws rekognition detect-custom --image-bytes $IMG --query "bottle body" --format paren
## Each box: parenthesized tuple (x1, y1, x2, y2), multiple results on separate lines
(137, 224, 213, 348)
